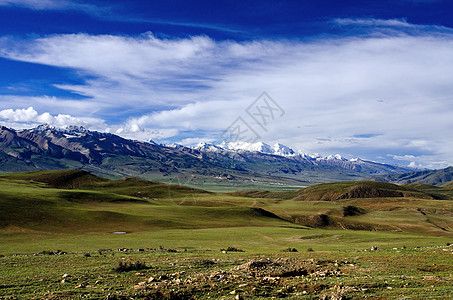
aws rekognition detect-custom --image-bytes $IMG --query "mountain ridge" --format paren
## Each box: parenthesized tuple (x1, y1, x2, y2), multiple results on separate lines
(0, 124, 423, 188)
(371, 166, 453, 186)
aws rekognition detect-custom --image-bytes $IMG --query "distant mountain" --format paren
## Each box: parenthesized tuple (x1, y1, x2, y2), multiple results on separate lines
(372, 166, 453, 186)
(0, 124, 420, 188)
(190, 141, 416, 175)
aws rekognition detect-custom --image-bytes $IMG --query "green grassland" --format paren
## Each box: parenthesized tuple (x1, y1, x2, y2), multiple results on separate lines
(1, 170, 453, 299)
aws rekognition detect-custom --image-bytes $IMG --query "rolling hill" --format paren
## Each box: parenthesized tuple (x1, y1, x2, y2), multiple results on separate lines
(0, 170, 287, 233)
(1, 170, 452, 237)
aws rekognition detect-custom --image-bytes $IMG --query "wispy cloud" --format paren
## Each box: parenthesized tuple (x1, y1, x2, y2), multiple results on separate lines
(0, 0, 111, 18)
(0, 0, 245, 36)
(333, 18, 453, 36)
(0, 0, 71, 9)
(1, 19, 453, 168)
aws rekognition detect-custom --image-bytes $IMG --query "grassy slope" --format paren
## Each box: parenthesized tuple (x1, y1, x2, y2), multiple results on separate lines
(0, 170, 293, 235)
(0, 170, 452, 256)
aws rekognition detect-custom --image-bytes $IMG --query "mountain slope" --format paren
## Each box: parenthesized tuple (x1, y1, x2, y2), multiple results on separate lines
(443, 181, 453, 190)
(372, 166, 453, 186)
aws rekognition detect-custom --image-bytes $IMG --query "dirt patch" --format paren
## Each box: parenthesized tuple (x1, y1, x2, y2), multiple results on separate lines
(291, 214, 332, 227)
(343, 205, 367, 217)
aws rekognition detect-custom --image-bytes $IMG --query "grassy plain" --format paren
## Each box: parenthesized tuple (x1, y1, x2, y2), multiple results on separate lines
(1, 170, 453, 299)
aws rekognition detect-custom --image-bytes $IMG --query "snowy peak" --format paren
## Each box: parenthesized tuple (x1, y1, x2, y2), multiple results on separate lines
(24, 124, 88, 137)
(327, 154, 347, 161)
(31, 123, 55, 133)
(215, 141, 296, 156)
(309, 153, 322, 159)
(63, 125, 88, 135)
(221, 141, 274, 154)
(273, 143, 295, 156)
(167, 142, 183, 148)
(193, 142, 223, 152)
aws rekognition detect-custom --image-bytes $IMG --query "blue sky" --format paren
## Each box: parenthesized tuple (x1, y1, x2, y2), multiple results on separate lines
(1, 0, 453, 169)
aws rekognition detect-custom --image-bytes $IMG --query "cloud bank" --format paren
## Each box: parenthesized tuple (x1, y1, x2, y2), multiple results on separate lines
(0, 106, 106, 129)
(1, 19, 453, 168)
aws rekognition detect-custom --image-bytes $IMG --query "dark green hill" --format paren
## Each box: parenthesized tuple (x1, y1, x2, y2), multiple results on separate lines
(0, 169, 107, 188)
(81, 176, 212, 199)
(0, 169, 212, 198)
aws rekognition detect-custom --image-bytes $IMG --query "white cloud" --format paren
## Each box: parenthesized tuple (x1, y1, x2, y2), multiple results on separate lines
(0, 107, 37, 122)
(0, 106, 106, 130)
(333, 18, 453, 35)
(335, 18, 413, 27)
(1, 20, 453, 168)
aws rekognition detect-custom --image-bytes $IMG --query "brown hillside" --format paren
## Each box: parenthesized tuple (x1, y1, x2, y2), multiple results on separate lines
(292, 181, 435, 201)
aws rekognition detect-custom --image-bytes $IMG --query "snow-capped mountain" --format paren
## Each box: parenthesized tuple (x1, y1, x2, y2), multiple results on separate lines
(273, 143, 295, 156)
(195, 141, 296, 157)
(326, 154, 347, 161)
(218, 141, 275, 154)
(0, 124, 421, 186)
(193, 142, 224, 152)
(191, 141, 351, 161)
(186, 140, 418, 175)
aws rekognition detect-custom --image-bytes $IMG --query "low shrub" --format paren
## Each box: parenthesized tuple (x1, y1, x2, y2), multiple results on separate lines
(114, 260, 148, 272)
(282, 247, 298, 252)
(220, 247, 244, 252)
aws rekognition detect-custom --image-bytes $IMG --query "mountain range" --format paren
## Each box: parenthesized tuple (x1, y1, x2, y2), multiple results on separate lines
(0, 124, 432, 189)
(372, 166, 453, 186)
